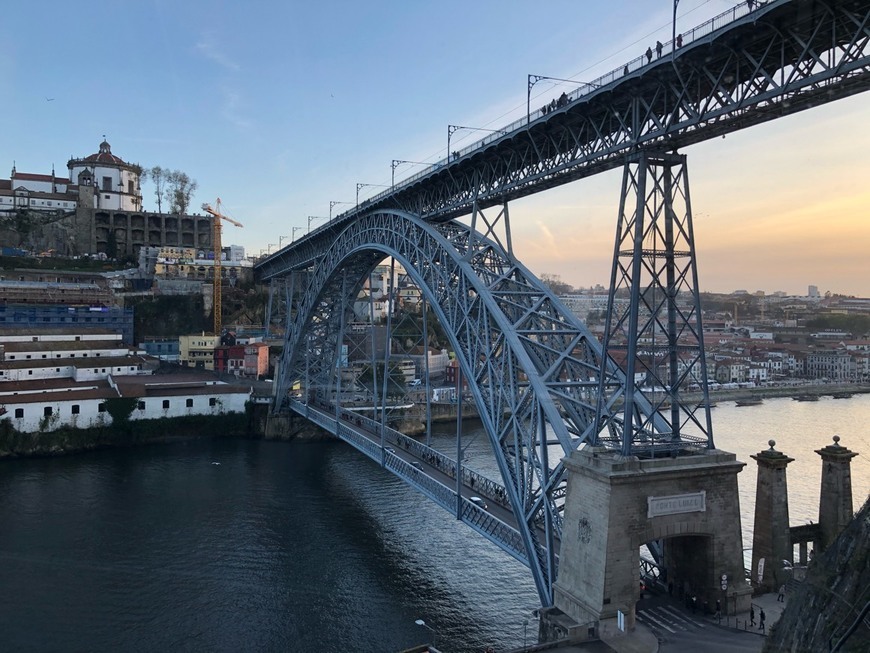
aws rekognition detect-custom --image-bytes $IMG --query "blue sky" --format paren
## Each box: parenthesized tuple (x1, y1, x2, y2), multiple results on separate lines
(3, 0, 869, 296)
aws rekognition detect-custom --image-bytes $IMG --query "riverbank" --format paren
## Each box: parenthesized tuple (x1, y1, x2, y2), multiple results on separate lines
(0, 411, 253, 458)
(690, 382, 870, 405)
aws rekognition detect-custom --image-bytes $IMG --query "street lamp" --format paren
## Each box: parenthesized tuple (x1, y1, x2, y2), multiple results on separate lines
(292, 226, 303, 241)
(278, 235, 288, 248)
(527, 74, 600, 123)
(414, 619, 436, 646)
(308, 215, 328, 233)
(447, 124, 507, 160)
(391, 159, 433, 190)
(356, 182, 389, 210)
(267, 243, 277, 254)
(329, 200, 352, 221)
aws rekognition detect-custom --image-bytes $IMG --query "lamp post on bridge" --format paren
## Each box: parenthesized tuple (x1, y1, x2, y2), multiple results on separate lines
(527, 74, 600, 124)
(278, 234, 288, 248)
(447, 124, 507, 160)
(391, 159, 434, 190)
(414, 619, 437, 647)
(329, 200, 352, 222)
(267, 243, 277, 254)
(356, 182, 389, 211)
(292, 226, 303, 241)
(307, 215, 328, 234)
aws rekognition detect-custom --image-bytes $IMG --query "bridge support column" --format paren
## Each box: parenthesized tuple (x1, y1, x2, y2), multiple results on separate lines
(816, 435, 858, 551)
(547, 446, 751, 640)
(600, 151, 713, 453)
(751, 440, 794, 593)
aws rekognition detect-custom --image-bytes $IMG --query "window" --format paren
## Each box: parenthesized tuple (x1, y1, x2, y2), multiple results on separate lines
(162, 400, 170, 409)
(71, 405, 80, 415)
(102, 176, 112, 191)
(14, 408, 23, 418)
(44, 406, 53, 417)
(98, 403, 106, 413)
(209, 398, 217, 407)
(186, 398, 193, 408)
(27, 370, 32, 375)
(137, 401, 145, 410)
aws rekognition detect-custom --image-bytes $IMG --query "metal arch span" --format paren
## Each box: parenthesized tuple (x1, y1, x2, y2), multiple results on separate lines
(275, 209, 669, 603)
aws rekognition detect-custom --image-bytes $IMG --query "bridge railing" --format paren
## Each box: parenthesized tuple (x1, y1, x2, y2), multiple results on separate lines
(336, 405, 512, 510)
(348, 0, 765, 215)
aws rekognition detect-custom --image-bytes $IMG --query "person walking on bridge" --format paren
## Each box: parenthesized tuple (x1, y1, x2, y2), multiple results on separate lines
(750, 605, 756, 627)
(777, 584, 786, 602)
(655, 40, 663, 58)
(759, 608, 766, 631)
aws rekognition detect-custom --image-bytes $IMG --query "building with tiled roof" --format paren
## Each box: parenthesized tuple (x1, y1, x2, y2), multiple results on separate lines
(0, 331, 251, 432)
(67, 139, 143, 212)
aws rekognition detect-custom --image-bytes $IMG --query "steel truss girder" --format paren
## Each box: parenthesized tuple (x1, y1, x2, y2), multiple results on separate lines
(273, 209, 666, 604)
(254, 0, 870, 272)
(601, 152, 713, 456)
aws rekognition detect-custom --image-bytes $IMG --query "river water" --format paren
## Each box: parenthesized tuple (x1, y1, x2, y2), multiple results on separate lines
(1, 395, 868, 652)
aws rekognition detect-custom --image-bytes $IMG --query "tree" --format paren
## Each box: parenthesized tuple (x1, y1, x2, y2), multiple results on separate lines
(165, 170, 198, 215)
(149, 166, 166, 213)
(539, 273, 574, 296)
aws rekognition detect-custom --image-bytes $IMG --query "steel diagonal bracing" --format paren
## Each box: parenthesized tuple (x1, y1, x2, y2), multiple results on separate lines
(271, 210, 663, 603)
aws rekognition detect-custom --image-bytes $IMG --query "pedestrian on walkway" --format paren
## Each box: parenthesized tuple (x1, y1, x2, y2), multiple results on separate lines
(750, 605, 755, 626)
(759, 608, 766, 631)
(656, 40, 663, 58)
(715, 599, 721, 619)
(777, 584, 786, 602)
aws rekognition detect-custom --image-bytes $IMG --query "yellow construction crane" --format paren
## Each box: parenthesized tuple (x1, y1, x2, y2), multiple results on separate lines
(202, 198, 244, 337)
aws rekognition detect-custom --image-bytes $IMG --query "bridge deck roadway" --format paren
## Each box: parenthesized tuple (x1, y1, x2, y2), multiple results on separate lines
(258, 0, 870, 280)
(293, 400, 560, 567)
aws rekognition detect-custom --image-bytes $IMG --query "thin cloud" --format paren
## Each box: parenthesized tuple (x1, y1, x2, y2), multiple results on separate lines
(220, 86, 252, 131)
(195, 35, 240, 72)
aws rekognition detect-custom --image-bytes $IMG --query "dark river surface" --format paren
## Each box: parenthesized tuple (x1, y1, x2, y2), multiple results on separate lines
(1, 395, 868, 652)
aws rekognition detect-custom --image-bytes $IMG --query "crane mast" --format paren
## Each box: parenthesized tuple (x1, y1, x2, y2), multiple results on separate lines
(201, 198, 243, 337)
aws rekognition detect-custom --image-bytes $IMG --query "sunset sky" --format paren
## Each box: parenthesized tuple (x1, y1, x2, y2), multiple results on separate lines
(3, 0, 868, 297)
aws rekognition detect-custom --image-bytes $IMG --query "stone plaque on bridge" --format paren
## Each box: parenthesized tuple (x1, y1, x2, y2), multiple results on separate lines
(647, 491, 706, 518)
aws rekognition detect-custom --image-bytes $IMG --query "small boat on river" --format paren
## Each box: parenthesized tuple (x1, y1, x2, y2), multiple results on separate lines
(736, 397, 763, 407)
(794, 394, 819, 402)
(831, 392, 853, 399)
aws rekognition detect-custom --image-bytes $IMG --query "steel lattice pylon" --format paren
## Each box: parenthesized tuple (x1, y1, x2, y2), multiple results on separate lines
(599, 152, 713, 456)
(272, 208, 676, 603)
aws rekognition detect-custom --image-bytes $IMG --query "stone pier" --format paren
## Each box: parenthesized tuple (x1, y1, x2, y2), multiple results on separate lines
(548, 446, 751, 639)
(816, 435, 858, 550)
(751, 440, 794, 593)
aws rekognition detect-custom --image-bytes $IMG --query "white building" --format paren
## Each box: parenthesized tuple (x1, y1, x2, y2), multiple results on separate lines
(0, 330, 250, 433)
(68, 139, 143, 211)
(1, 375, 251, 433)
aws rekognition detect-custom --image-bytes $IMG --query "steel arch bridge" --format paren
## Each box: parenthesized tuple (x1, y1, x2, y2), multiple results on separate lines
(270, 204, 706, 605)
(256, 0, 870, 606)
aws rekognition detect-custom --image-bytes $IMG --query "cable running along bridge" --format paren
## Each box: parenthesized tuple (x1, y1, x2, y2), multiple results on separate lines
(256, 0, 870, 608)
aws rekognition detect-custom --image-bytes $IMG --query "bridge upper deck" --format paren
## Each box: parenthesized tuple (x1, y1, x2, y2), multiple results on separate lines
(257, 0, 870, 280)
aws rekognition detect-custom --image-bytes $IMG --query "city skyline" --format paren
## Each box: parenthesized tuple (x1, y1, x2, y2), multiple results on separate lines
(3, 0, 868, 297)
